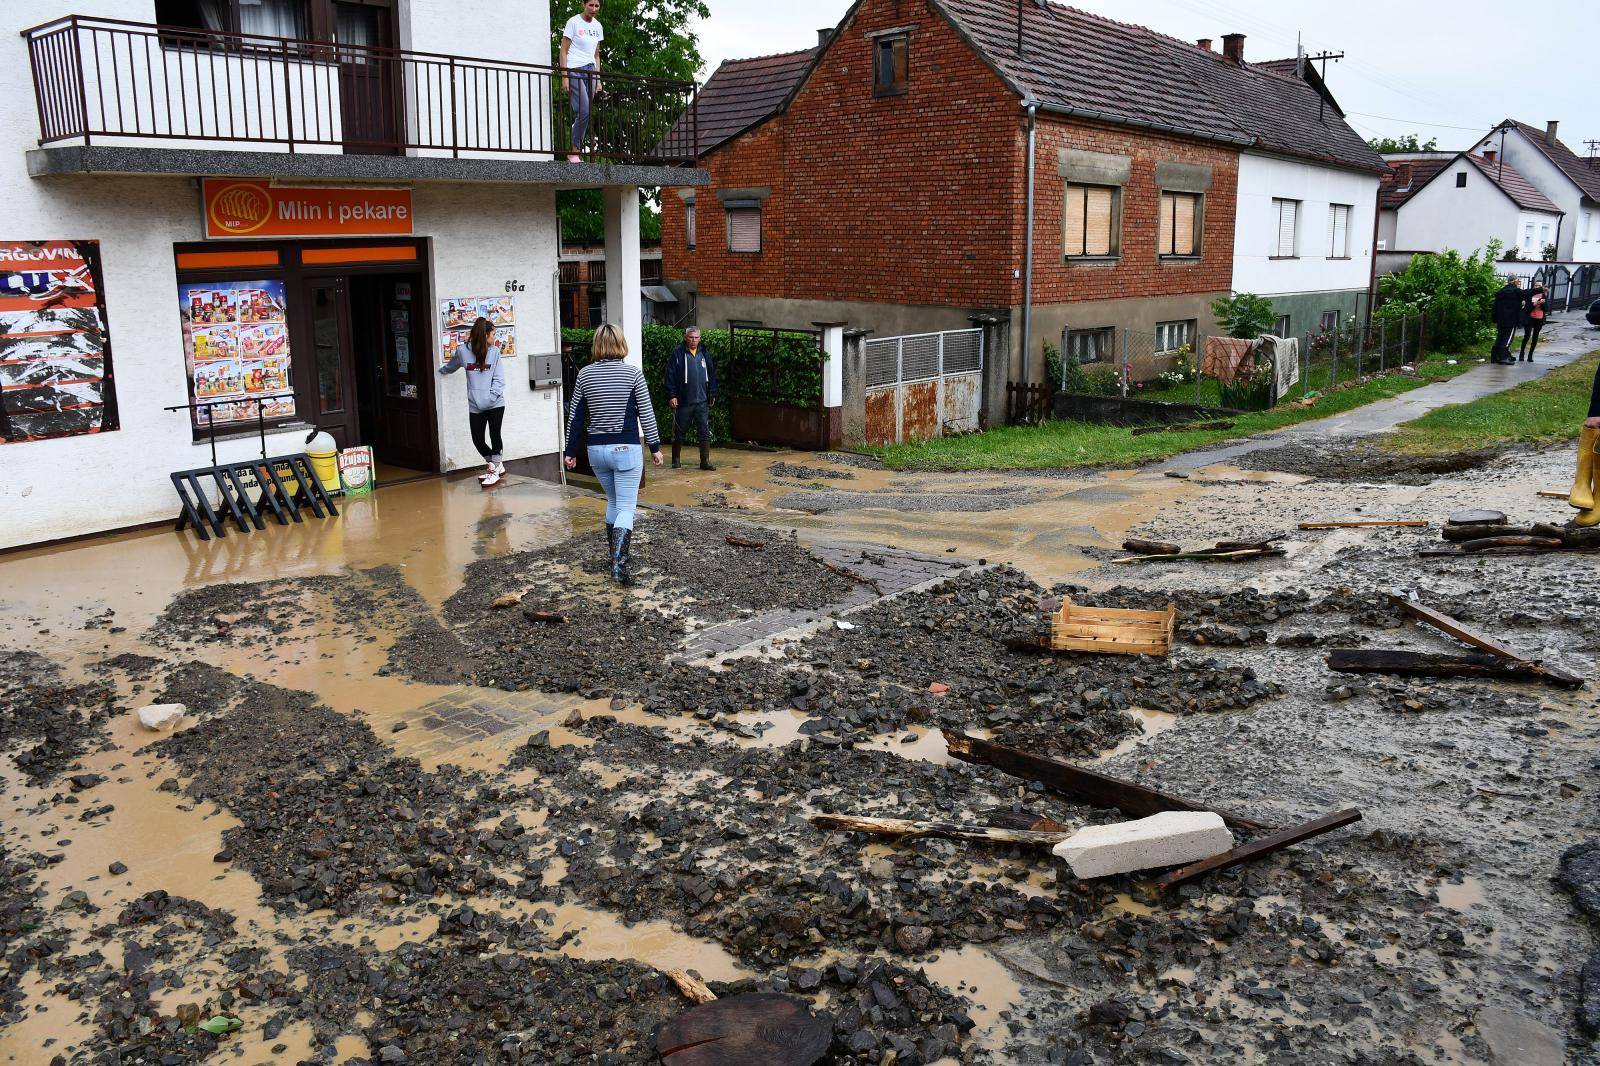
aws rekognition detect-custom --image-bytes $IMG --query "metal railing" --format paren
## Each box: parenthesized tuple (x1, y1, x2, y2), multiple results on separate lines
(22, 14, 699, 164)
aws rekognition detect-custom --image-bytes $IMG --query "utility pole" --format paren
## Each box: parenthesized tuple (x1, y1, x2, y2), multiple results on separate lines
(1490, 119, 1515, 181)
(1585, 139, 1600, 161)
(1304, 50, 1344, 121)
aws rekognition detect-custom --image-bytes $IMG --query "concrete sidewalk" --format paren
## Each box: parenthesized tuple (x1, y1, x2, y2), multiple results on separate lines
(1167, 311, 1599, 471)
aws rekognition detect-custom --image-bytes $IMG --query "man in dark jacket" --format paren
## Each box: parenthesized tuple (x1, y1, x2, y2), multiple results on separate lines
(1490, 278, 1527, 364)
(665, 327, 717, 470)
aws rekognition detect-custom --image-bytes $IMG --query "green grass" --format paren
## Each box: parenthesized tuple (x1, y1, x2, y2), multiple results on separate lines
(1382, 350, 1600, 456)
(875, 349, 1488, 472)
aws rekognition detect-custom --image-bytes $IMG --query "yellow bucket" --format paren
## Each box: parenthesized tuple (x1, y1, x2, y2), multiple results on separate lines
(305, 431, 340, 494)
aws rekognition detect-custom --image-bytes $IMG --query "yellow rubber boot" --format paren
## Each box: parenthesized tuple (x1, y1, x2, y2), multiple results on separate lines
(1578, 453, 1600, 527)
(1572, 427, 1598, 512)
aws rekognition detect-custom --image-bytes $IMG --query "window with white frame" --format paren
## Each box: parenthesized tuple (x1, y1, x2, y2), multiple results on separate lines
(1157, 192, 1201, 257)
(1326, 203, 1352, 258)
(1155, 320, 1192, 353)
(726, 203, 762, 254)
(1539, 223, 1551, 251)
(1523, 223, 1535, 251)
(1065, 328, 1113, 363)
(1274, 314, 1291, 338)
(1064, 184, 1120, 258)
(1320, 310, 1340, 332)
(1271, 198, 1300, 258)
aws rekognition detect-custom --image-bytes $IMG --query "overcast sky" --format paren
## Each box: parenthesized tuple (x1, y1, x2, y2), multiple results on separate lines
(689, 0, 1597, 154)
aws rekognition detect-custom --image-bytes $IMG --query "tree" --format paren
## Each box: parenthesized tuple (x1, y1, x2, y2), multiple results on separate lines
(551, 0, 708, 243)
(1368, 133, 1439, 154)
(1210, 293, 1278, 339)
(1375, 241, 1502, 351)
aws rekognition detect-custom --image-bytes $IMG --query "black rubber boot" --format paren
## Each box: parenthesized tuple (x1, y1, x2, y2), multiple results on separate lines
(605, 523, 614, 555)
(698, 440, 716, 471)
(671, 441, 681, 469)
(611, 528, 634, 586)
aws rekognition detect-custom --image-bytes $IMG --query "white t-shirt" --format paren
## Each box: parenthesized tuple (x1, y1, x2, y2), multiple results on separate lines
(563, 14, 603, 69)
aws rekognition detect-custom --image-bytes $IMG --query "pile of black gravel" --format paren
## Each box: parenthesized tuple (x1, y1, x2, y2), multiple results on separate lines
(0, 649, 117, 785)
(770, 461, 858, 482)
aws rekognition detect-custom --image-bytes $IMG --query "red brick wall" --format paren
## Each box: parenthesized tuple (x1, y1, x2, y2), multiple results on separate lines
(1030, 117, 1238, 303)
(662, 119, 789, 296)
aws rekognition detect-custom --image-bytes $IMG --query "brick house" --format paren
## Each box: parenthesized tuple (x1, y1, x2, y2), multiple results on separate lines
(662, 0, 1383, 432)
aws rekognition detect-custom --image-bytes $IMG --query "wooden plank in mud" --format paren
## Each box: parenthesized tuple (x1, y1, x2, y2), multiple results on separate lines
(656, 993, 831, 1066)
(808, 813, 1070, 848)
(1327, 648, 1583, 689)
(1157, 808, 1363, 889)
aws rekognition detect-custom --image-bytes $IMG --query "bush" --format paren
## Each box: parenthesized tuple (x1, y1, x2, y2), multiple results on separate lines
(1044, 342, 1065, 389)
(1376, 241, 1501, 351)
(1210, 293, 1277, 340)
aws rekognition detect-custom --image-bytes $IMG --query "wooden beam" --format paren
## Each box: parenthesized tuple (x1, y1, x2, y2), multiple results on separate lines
(1299, 521, 1428, 530)
(1327, 648, 1583, 689)
(1157, 808, 1363, 889)
(1389, 594, 1585, 688)
(665, 969, 718, 1005)
(941, 730, 1268, 832)
(807, 813, 1069, 848)
(1458, 535, 1564, 553)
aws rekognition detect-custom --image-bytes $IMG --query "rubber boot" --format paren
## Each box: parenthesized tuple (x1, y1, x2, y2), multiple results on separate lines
(671, 440, 681, 469)
(698, 440, 716, 472)
(1571, 427, 1598, 512)
(604, 523, 614, 555)
(610, 528, 634, 586)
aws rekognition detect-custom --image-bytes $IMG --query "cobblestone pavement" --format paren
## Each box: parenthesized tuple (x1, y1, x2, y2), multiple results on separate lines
(387, 688, 594, 765)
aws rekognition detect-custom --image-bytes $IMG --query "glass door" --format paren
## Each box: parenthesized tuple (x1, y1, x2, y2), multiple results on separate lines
(303, 278, 359, 449)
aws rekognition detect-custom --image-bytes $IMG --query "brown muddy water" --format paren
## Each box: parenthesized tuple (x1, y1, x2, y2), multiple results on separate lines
(2, 447, 1599, 1064)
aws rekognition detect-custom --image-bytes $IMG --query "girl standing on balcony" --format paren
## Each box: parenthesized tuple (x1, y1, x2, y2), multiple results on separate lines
(560, 0, 604, 163)
(439, 317, 507, 488)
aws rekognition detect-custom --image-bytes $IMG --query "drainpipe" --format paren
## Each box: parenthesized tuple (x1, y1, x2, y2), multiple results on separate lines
(1021, 102, 1037, 384)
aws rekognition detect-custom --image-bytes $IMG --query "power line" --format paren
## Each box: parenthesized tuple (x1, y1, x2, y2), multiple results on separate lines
(1346, 111, 1493, 133)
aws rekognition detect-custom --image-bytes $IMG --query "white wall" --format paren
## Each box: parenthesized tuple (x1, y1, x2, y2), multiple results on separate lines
(1392, 160, 1527, 256)
(1233, 153, 1377, 297)
(1573, 205, 1600, 264)
(1471, 128, 1585, 260)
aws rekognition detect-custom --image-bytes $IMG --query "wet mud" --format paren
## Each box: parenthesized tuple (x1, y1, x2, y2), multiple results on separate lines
(1235, 438, 1506, 485)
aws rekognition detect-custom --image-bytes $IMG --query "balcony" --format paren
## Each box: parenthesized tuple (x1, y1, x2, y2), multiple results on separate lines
(22, 15, 704, 186)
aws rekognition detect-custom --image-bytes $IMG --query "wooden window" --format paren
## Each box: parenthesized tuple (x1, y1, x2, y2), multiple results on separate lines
(874, 35, 908, 96)
(685, 202, 696, 250)
(1155, 320, 1193, 354)
(1326, 203, 1352, 258)
(727, 205, 762, 254)
(1064, 184, 1119, 258)
(1158, 192, 1201, 257)
(1271, 198, 1300, 258)
(1065, 327, 1113, 363)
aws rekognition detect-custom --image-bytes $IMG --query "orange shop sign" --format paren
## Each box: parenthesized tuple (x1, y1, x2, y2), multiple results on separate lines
(202, 180, 413, 239)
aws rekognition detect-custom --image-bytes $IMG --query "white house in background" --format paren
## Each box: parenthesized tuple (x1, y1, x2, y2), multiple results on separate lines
(1468, 120, 1600, 263)
(1379, 151, 1563, 263)
(0, 0, 705, 550)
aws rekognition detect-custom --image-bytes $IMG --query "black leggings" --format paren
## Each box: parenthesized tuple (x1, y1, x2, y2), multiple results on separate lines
(469, 406, 505, 461)
(1520, 321, 1544, 356)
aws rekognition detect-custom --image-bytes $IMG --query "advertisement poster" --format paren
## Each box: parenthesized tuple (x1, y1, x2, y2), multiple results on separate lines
(179, 279, 294, 429)
(439, 294, 516, 365)
(339, 445, 375, 496)
(0, 240, 117, 444)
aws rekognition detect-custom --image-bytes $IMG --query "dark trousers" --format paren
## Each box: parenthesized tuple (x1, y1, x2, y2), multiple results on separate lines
(1493, 325, 1516, 360)
(1520, 321, 1545, 357)
(673, 402, 711, 444)
(469, 406, 505, 462)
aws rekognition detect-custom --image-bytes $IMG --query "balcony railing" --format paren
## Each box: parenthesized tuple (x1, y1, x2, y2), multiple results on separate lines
(22, 15, 699, 165)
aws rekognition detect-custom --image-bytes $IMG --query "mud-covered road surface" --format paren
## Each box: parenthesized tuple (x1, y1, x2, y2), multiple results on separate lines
(2, 430, 1599, 1064)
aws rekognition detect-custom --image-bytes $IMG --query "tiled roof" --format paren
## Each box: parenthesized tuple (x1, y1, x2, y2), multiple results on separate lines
(1379, 157, 1452, 209)
(1507, 119, 1600, 204)
(933, 0, 1386, 172)
(682, 48, 817, 156)
(1465, 154, 1562, 213)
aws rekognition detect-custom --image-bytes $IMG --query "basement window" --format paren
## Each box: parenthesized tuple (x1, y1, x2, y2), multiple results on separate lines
(874, 34, 908, 96)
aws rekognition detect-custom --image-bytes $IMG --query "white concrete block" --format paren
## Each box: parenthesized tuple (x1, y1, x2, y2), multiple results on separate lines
(1052, 811, 1232, 878)
(137, 704, 188, 732)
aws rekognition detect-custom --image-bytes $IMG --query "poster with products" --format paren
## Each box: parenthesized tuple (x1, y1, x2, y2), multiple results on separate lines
(178, 280, 293, 428)
(439, 294, 516, 365)
(0, 239, 118, 444)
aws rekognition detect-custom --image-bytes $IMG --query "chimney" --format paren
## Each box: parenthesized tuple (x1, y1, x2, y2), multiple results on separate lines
(817, 28, 832, 48)
(1482, 149, 1496, 164)
(1221, 33, 1245, 63)
(1546, 120, 1560, 146)
(1395, 162, 1413, 187)
(1196, 37, 1213, 51)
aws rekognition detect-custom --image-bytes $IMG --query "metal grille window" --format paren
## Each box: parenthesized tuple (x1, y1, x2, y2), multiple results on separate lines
(726, 204, 762, 254)
(1064, 184, 1120, 258)
(864, 329, 984, 387)
(874, 35, 908, 96)
(686, 202, 696, 250)
(942, 330, 982, 373)
(1271, 198, 1299, 258)
(1327, 203, 1352, 258)
(1154, 320, 1193, 353)
(1158, 192, 1200, 257)
(1066, 327, 1113, 363)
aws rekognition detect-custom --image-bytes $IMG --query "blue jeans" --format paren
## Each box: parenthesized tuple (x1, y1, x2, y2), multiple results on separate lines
(588, 443, 642, 531)
(569, 64, 597, 152)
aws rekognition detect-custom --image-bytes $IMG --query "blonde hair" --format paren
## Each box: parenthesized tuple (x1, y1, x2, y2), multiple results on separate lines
(592, 323, 628, 361)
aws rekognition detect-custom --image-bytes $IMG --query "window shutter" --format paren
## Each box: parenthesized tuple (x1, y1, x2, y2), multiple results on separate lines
(1173, 194, 1196, 255)
(1274, 199, 1298, 257)
(728, 207, 761, 253)
(1064, 184, 1085, 255)
(686, 203, 697, 249)
(1158, 194, 1173, 255)
(1084, 186, 1113, 256)
(1328, 204, 1349, 257)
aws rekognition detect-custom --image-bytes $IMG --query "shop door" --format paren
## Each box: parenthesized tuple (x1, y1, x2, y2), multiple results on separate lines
(333, 0, 401, 153)
(303, 278, 360, 449)
(352, 275, 434, 471)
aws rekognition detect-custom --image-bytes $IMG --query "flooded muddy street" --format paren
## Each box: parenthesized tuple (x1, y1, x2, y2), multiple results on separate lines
(2, 443, 1598, 1064)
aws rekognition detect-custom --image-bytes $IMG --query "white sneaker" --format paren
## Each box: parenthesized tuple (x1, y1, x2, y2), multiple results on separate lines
(493, 461, 507, 477)
(481, 469, 503, 489)
(478, 464, 495, 482)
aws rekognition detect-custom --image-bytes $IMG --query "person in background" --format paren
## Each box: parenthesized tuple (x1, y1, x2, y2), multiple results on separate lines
(666, 327, 717, 471)
(1490, 277, 1526, 365)
(1570, 363, 1600, 527)
(560, 0, 603, 164)
(564, 324, 663, 583)
(1519, 283, 1548, 362)
(438, 317, 506, 488)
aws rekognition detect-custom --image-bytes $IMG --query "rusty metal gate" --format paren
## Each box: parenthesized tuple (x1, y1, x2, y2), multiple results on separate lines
(863, 329, 984, 446)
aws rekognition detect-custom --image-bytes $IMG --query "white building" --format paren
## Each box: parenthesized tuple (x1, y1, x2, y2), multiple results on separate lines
(1467, 121, 1600, 263)
(1380, 151, 1564, 264)
(0, 0, 704, 550)
(1232, 150, 1381, 338)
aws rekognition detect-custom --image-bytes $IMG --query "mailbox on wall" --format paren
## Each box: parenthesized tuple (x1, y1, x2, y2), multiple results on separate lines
(529, 354, 561, 390)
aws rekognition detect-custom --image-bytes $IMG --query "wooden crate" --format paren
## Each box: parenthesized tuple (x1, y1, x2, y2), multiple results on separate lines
(1048, 597, 1175, 657)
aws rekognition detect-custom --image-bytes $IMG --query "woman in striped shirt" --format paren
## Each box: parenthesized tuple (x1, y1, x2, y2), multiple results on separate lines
(564, 323, 663, 583)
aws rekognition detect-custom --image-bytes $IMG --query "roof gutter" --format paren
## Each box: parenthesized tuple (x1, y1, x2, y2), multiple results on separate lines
(1021, 101, 1037, 386)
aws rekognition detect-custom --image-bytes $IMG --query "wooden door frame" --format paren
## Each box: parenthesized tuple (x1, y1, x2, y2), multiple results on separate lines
(298, 274, 360, 448)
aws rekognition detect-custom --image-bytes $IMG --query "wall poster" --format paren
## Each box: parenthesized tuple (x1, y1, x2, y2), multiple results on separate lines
(439, 295, 516, 365)
(0, 240, 118, 443)
(178, 279, 295, 429)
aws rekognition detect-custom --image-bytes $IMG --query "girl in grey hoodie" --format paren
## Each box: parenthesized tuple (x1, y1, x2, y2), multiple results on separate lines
(439, 317, 507, 487)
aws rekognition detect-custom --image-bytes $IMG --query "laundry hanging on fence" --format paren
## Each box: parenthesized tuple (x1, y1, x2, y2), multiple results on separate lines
(1257, 334, 1300, 399)
(1202, 336, 1257, 385)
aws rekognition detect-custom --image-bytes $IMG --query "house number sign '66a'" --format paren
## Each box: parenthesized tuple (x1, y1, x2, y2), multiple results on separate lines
(504, 280, 527, 293)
